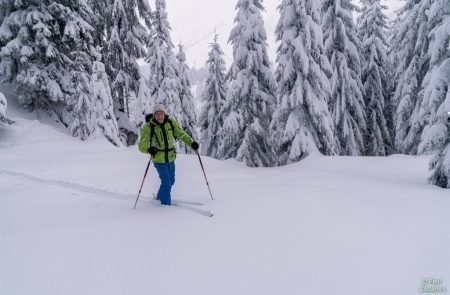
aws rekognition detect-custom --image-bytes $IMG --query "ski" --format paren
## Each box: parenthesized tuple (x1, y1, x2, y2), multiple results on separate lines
(172, 202, 214, 218)
(173, 199, 204, 206)
(152, 193, 204, 206)
(152, 193, 213, 217)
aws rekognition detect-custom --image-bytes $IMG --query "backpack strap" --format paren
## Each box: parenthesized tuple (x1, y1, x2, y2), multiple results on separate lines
(168, 117, 178, 141)
(150, 123, 155, 145)
(145, 113, 159, 147)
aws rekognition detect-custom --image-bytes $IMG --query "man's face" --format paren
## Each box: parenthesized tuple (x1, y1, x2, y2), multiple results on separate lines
(154, 111, 165, 124)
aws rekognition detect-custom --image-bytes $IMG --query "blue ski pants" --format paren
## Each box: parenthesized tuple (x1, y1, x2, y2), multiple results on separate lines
(154, 161, 175, 205)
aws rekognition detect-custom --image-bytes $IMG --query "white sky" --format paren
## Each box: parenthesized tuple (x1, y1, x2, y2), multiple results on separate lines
(164, 0, 404, 68)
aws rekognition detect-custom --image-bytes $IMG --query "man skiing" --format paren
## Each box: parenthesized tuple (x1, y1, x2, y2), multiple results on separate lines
(138, 104, 199, 205)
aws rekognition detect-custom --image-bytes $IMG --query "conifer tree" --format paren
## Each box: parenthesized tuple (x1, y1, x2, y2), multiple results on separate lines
(103, 0, 152, 144)
(417, 0, 450, 187)
(69, 52, 96, 141)
(0, 0, 122, 144)
(416, 0, 450, 154)
(322, 0, 367, 156)
(216, 0, 277, 167)
(0, 91, 13, 126)
(91, 60, 121, 145)
(175, 44, 198, 153)
(0, 0, 96, 114)
(198, 34, 228, 157)
(143, 0, 199, 154)
(391, 0, 432, 154)
(358, 0, 393, 155)
(270, 0, 336, 165)
(145, 0, 181, 120)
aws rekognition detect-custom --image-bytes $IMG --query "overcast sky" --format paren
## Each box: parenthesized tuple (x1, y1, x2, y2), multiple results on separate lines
(163, 0, 404, 68)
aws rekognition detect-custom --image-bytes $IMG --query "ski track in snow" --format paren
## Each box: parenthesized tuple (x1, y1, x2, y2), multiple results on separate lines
(0, 169, 135, 200)
(0, 169, 212, 217)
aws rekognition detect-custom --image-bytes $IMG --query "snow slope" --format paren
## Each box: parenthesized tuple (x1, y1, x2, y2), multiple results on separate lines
(1, 112, 449, 295)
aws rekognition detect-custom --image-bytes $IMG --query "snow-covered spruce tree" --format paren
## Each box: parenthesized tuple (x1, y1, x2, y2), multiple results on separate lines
(136, 75, 152, 123)
(145, 0, 182, 123)
(270, 0, 336, 166)
(357, 0, 393, 156)
(417, 0, 450, 155)
(91, 60, 121, 145)
(69, 53, 121, 145)
(51, 3, 120, 145)
(69, 52, 96, 141)
(322, 0, 366, 156)
(103, 0, 152, 145)
(0, 91, 13, 126)
(0, 92, 7, 123)
(391, 0, 433, 154)
(175, 44, 198, 153)
(429, 138, 450, 188)
(428, 107, 450, 189)
(198, 34, 228, 158)
(0, 1, 122, 144)
(216, 0, 277, 167)
(0, 0, 94, 114)
(0, 0, 11, 26)
(415, 0, 450, 188)
(59, 3, 121, 146)
(385, 18, 397, 150)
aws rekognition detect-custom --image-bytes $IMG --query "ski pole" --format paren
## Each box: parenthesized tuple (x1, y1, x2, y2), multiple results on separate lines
(133, 156, 152, 209)
(195, 150, 214, 200)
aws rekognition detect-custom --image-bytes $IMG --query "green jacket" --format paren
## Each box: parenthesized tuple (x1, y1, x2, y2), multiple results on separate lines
(138, 116, 194, 163)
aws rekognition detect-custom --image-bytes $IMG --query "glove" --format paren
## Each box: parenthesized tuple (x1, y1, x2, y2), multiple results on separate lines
(148, 146, 158, 156)
(191, 141, 199, 151)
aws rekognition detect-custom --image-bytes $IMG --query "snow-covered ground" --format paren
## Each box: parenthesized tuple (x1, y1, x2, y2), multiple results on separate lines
(1, 109, 449, 295)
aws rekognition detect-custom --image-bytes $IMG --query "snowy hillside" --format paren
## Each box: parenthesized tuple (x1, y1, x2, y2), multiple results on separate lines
(1, 108, 449, 295)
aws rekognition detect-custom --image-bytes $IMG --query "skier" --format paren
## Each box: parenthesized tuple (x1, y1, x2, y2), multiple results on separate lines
(138, 104, 199, 205)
